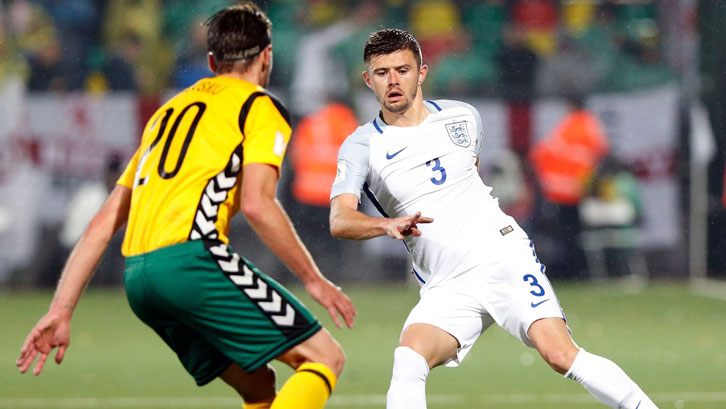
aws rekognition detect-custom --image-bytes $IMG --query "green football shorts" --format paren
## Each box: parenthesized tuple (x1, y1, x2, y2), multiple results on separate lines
(124, 240, 321, 385)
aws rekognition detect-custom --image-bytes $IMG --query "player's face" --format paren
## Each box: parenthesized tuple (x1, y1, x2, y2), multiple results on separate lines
(364, 50, 427, 114)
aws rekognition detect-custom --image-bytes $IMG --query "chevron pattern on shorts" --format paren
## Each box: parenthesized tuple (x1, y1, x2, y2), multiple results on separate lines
(207, 242, 296, 327)
(189, 145, 243, 241)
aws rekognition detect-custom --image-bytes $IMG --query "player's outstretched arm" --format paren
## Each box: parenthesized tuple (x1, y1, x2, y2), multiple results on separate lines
(239, 163, 356, 329)
(329, 194, 433, 240)
(17, 185, 131, 376)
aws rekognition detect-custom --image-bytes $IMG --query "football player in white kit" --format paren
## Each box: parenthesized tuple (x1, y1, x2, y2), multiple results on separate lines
(329, 29, 657, 409)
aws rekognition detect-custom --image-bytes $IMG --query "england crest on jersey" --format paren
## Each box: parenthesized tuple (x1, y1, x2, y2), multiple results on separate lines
(445, 121, 471, 147)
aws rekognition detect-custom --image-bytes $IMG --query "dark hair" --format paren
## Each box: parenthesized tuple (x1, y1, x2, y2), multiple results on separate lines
(206, 2, 272, 74)
(364, 29, 422, 69)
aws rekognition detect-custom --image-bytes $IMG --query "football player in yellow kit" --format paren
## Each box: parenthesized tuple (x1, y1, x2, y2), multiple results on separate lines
(17, 4, 356, 409)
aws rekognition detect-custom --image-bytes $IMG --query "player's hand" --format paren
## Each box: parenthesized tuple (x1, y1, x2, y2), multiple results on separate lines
(304, 278, 357, 329)
(385, 211, 434, 240)
(16, 313, 71, 376)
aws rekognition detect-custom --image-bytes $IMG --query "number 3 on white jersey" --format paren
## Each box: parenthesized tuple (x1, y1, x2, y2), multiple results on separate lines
(426, 157, 447, 185)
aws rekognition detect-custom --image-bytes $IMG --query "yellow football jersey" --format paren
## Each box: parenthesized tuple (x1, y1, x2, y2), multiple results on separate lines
(117, 76, 292, 257)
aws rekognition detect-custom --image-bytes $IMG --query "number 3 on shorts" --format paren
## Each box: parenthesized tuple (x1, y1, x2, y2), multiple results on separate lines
(523, 274, 545, 296)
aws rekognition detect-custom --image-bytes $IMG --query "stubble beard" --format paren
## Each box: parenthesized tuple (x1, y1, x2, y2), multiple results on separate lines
(381, 85, 418, 114)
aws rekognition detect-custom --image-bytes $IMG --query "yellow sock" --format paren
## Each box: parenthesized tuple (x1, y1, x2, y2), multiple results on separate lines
(270, 363, 337, 409)
(243, 397, 274, 409)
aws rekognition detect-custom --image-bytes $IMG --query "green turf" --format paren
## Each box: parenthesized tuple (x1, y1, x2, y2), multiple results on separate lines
(2, 283, 724, 408)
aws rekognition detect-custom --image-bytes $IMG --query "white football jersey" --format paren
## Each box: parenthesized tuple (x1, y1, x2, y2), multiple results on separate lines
(331, 100, 527, 288)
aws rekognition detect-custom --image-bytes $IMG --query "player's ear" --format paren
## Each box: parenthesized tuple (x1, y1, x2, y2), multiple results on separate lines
(418, 64, 428, 86)
(208, 52, 217, 74)
(262, 45, 272, 64)
(260, 45, 273, 73)
(362, 70, 372, 89)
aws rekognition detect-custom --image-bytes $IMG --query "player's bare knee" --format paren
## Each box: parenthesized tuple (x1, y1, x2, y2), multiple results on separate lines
(321, 339, 346, 376)
(299, 338, 345, 376)
(400, 324, 458, 368)
(280, 329, 346, 376)
(304, 328, 345, 376)
(541, 348, 577, 375)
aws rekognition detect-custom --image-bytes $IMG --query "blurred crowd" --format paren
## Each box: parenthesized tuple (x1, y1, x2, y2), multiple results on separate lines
(0, 0, 676, 98)
(2, 0, 713, 287)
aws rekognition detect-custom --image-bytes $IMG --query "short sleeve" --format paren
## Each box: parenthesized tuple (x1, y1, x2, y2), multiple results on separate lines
(241, 94, 292, 171)
(116, 146, 141, 188)
(330, 130, 370, 202)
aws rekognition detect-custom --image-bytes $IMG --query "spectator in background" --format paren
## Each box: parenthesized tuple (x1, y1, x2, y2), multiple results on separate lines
(34, 0, 99, 90)
(583, 158, 643, 228)
(163, 0, 220, 53)
(529, 95, 610, 279)
(571, 1, 620, 92)
(498, 22, 539, 157)
(536, 34, 600, 97)
(578, 157, 644, 279)
(103, 0, 173, 95)
(498, 23, 539, 101)
(173, 16, 212, 89)
(290, 0, 380, 117)
(103, 0, 161, 48)
(26, 37, 67, 92)
(8, 0, 68, 92)
(289, 101, 358, 281)
(8, 0, 54, 58)
(291, 102, 358, 208)
(105, 32, 142, 91)
(163, 0, 219, 88)
(606, 22, 677, 91)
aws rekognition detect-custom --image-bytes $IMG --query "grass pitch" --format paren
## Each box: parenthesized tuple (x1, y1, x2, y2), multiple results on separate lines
(2, 283, 724, 408)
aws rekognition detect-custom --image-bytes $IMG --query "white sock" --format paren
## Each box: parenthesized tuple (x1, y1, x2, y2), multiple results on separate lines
(565, 348, 658, 409)
(386, 346, 429, 409)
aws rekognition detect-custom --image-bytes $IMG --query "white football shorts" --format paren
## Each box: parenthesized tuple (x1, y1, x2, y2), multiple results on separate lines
(401, 237, 568, 367)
